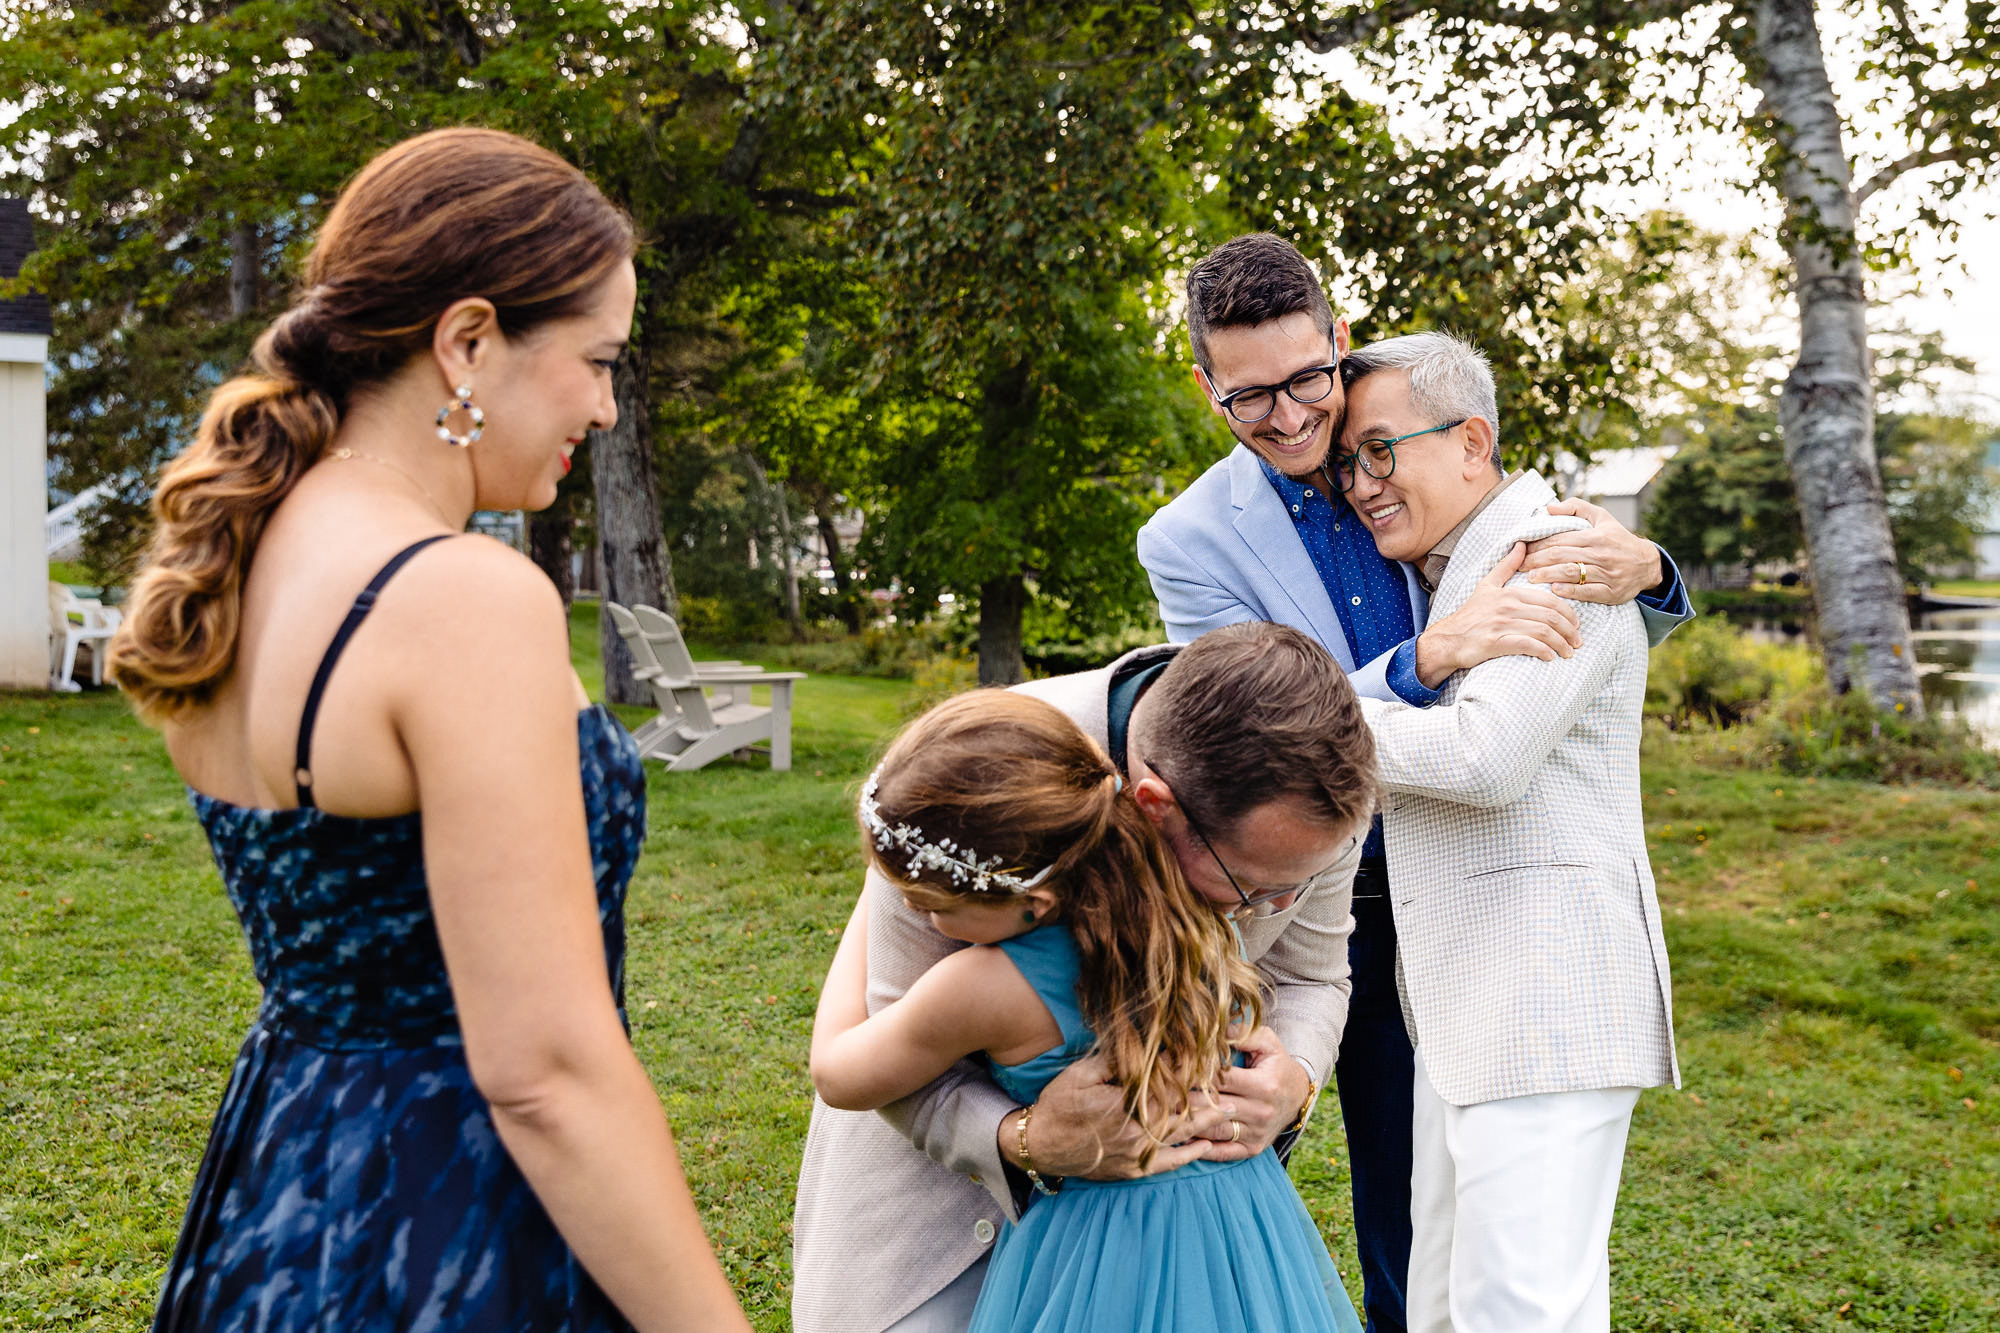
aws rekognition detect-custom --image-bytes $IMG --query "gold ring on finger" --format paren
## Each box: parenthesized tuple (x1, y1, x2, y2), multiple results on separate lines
(1577, 562, 1589, 585)
(1229, 1119, 1243, 1143)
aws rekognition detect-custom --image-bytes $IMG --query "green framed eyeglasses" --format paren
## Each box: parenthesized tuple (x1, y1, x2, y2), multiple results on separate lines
(1328, 418, 1468, 493)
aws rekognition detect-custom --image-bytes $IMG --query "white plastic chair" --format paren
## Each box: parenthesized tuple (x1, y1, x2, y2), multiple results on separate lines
(612, 603, 802, 772)
(48, 584, 120, 692)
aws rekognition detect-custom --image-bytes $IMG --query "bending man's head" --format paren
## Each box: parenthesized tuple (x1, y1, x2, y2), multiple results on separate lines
(1128, 622, 1378, 917)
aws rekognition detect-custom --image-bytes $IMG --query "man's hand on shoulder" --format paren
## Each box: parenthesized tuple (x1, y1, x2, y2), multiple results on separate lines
(1522, 498, 1665, 604)
(1414, 543, 1582, 688)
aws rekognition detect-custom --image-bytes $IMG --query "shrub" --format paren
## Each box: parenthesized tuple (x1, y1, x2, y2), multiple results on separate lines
(1645, 613, 1818, 726)
(1642, 613, 1998, 786)
(902, 654, 981, 716)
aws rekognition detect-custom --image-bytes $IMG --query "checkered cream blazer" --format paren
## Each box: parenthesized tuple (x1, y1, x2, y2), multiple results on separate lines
(1359, 471, 1679, 1108)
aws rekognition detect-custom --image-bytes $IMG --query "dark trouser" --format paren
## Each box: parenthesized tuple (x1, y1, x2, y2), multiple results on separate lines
(1334, 862, 1414, 1333)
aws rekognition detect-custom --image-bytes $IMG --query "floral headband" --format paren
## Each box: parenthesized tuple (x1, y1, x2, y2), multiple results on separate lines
(858, 768, 1057, 895)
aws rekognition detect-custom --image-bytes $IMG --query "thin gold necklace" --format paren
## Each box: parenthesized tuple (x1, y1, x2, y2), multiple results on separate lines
(328, 447, 455, 526)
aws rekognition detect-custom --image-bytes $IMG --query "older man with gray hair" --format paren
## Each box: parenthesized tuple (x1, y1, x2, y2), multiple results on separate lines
(1340, 330, 1678, 1333)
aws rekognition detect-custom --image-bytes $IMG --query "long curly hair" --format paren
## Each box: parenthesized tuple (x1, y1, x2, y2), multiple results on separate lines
(864, 690, 1265, 1162)
(108, 126, 635, 723)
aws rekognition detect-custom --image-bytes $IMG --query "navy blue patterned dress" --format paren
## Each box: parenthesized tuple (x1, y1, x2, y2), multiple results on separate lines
(154, 540, 648, 1332)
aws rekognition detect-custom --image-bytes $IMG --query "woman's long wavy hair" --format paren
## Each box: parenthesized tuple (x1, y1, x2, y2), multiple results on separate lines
(108, 127, 636, 724)
(864, 691, 1265, 1163)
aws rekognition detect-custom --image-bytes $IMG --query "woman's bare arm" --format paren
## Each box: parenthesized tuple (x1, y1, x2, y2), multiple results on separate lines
(394, 541, 748, 1332)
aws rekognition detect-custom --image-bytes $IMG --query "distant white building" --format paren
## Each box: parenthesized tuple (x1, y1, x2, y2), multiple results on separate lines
(1553, 444, 1677, 535)
(1, 199, 53, 691)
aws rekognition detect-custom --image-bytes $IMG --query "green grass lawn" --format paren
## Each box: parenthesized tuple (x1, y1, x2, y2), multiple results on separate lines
(3, 612, 1996, 1330)
(1930, 581, 2000, 601)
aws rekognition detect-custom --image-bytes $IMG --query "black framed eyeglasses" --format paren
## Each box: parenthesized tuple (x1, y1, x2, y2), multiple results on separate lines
(1328, 418, 1468, 494)
(1142, 756, 1350, 920)
(1211, 360, 1343, 426)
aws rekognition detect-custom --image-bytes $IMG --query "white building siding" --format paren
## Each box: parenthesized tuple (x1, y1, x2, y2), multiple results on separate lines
(2, 348, 50, 688)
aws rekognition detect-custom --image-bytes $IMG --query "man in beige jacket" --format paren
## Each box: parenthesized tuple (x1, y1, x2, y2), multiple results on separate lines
(793, 623, 1376, 1332)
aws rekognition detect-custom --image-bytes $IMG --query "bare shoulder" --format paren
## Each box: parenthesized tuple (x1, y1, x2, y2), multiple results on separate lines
(376, 536, 562, 637)
(371, 536, 572, 706)
(916, 944, 1058, 1064)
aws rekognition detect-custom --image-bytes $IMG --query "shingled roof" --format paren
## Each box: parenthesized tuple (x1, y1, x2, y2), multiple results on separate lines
(0, 199, 54, 337)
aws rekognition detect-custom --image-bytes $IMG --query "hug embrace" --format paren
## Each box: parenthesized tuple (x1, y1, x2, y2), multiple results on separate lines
(794, 235, 1689, 1333)
(112, 129, 1686, 1332)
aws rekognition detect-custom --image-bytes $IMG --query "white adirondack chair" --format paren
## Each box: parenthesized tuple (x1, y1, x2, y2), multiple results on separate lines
(602, 602, 769, 750)
(605, 602, 803, 772)
(48, 583, 120, 692)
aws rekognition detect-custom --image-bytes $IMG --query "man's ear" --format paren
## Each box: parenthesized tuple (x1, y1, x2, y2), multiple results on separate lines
(1332, 317, 1351, 362)
(1462, 416, 1499, 480)
(1192, 364, 1225, 420)
(1130, 773, 1179, 830)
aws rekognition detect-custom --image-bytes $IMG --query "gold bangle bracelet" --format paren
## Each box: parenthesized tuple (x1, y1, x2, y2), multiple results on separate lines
(1287, 1082, 1322, 1138)
(1015, 1105, 1060, 1197)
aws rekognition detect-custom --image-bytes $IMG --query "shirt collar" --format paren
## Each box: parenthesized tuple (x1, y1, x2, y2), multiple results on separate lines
(1257, 456, 1328, 511)
(1421, 470, 1523, 592)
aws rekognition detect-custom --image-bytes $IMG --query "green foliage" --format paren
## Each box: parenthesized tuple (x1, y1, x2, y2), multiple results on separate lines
(1647, 614, 1820, 727)
(0, 0, 805, 579)
(767, 2, 1254, 672)
(1645, 615, 1999, 786)
(1877, 415, 2000, 585)
(1645, 403, 1806, 576)
(1748, 687, 2000, 787)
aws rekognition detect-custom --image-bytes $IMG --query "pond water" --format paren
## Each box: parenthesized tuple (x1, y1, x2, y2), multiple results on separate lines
(1731, 604, 2000, 742)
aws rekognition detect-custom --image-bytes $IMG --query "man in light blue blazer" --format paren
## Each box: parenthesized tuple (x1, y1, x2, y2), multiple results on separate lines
(1137, 234, 1693, 1333)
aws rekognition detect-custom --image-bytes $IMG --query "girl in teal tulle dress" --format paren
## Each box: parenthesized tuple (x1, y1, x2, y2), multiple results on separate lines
(812, 691, 1363, 1333)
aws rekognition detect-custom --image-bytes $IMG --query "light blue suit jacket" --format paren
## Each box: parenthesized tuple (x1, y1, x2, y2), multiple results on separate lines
(1136, 446, 1693, 699)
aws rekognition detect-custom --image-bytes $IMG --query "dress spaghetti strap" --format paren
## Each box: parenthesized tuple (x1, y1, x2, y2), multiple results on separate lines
(293, 534, 457, 808)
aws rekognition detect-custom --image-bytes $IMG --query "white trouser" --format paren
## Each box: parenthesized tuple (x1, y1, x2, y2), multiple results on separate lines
(1408, 1047, 1640, 1333)
(882, 1253, 990, 1333)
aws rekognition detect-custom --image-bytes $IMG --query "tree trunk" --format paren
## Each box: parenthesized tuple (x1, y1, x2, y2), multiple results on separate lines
(1750, 0, 1923, 715)
(591, 344, 675, 705)
(812, 493, 862, 633)
(743, 452, 802, 635)
(977, 571, 1027, 686)
(976, 358, 1036, 685)
(229, 220, 258, 318)
(775, 480, 801, 633)
(529, 490, 575, 611)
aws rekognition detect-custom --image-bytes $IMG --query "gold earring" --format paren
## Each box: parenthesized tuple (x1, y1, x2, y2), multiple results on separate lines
(436, 384, 484, 447)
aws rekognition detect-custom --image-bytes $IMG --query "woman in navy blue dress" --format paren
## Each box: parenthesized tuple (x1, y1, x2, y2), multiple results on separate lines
(106, 128, 750, 1331)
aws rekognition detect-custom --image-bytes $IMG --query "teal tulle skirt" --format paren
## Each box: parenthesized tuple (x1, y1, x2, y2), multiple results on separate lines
(967, 1154, 1363, 1333)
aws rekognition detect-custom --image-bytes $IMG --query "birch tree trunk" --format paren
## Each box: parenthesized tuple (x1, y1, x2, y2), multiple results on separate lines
(1749, 0, 1923, 714)
(591, 344, 676, 705)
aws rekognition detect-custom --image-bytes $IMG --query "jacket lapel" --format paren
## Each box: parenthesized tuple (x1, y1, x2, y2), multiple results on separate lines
(1226, 447, 1356, 670)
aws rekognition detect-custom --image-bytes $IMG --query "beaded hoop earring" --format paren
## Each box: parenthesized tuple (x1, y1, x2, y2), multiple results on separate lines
(436, 384, 485, 448)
